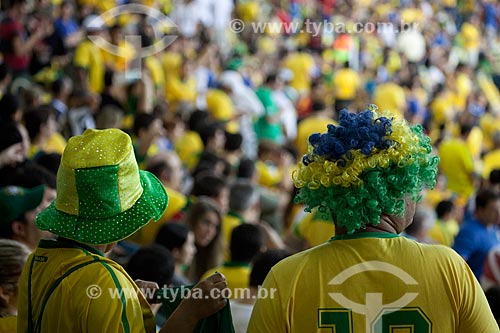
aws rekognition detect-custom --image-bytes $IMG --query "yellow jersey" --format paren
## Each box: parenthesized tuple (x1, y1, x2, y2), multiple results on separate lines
(428, 219, 460, 247)
(205, 89, 239, 133)
(127, 186, 186, 245)
(0, 316, 16, 333)
(283, 53, 315, 93)
(438, 138, 475, 199)
(296, 116, 335, 157)
(334, 68, 361, 100)
(200, 261, 251, 299)
(373, 82, 406, 119)
(74, 40, 105, 94)
(18, 238, 156, 333)
(248, 233, 498, 333)
(175, 131, 203, 171)
(294, 209, 335, 248)
(483, 149, 500, 179)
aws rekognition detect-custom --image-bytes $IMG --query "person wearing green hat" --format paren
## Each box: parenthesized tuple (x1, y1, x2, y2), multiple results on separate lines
(0, 185, 56, 250)
(17, 128, 228, 333)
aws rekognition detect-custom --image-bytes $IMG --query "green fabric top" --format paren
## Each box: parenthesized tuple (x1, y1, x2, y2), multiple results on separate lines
(157, 286, 235, 333)
(330, 232, 400, 241)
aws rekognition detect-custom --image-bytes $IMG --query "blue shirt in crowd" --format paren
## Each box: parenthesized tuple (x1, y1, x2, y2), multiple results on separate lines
(452, 217, 499, 279)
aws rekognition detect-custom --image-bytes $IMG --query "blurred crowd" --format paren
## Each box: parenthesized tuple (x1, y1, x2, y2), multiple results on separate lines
(1, 0, 500, 330)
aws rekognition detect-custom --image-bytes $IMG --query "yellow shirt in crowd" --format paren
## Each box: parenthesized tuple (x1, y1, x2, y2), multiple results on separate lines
(18, 239, 156, 333)
(101, 40, 136, 73)
(248, 234, 497, 333)
(165, 76, 197, 111)
(373, 82, 406, 119)
(483, 149, 500, 179)
(293, 209, 335, 248)
(74, 40, 105, 94)
(200, 261, 251, 299)
(438, 138, 475, 200)
(255, 160, 282, 188)
(334, 68, 361, 100)
(0, 316, 16, 333)
(127, 186, 187, 246)
(283, 53, 315, 93)
(428, 219, 460, 247)
(205, 89, 239, 133)
(296, 116, 335, 157)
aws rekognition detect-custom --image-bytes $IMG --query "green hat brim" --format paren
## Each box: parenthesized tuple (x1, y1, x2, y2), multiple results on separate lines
(35, 171, 168, 245)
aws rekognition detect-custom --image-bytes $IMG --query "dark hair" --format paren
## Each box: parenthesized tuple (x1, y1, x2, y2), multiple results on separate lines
(230, 224, 264, 262)
(24, 106, 54, 140)
(0, 63, 10, 82)
(0, 93, 19, 123)
(486, 286, 500, 322)
(237, 158, 256, 179)
(490, 169, 500, 185)
(190, 173, 227, 199)
(126, 245, 175, 287)
(198, 122, 222, 147)
(188, 110, 209, 132)
(224, 132, 242, 152)
(460, 123, 473, 136)
(249, 249, 291, 287)
(476, 189, 500, 210)
(52, 78, 65, 96)
(311, 100, 326, 113)
(155, 223, 190, 252)
(192, 151, 222, 178)
(35, 153, 61, 176)
(104, 70, 114, 88)
(435, 200, 454, 219)
(7, 0, 26, 9)
(229, 179, 258, 213)
(265, 73, 277, 85)
(0, 122, 22, 152)
(133, 113, 157, 137)
(0, 161, 57, 189)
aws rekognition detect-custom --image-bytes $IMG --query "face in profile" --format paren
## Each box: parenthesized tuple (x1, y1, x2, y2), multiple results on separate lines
(180, 231, 196, 266)
(21, 187, 57, 249)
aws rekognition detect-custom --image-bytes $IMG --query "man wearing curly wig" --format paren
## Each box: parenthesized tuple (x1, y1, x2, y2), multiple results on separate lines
(248, 107, 498, 333)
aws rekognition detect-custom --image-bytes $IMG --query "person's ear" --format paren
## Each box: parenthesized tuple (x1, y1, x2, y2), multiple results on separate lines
(0, 285, 13, 306)
(11, 220, 27, 238)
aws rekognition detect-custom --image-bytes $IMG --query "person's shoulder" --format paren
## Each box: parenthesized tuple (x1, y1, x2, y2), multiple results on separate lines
(270, 244, 330, 275)
(412, 240, 465, 262)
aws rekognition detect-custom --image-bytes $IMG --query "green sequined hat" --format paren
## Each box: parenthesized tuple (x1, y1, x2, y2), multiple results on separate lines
(35, 128, 169, 245)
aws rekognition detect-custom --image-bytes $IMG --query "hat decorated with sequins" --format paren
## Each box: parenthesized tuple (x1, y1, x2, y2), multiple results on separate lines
(35, 128, 169, 245)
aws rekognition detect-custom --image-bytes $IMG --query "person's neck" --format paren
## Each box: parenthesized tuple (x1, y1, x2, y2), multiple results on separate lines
(335, 215, 400, 236)
(33, 135, 48, 149)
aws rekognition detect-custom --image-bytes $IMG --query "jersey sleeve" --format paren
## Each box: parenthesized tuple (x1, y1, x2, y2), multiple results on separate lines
(457, 259, 499, 332)
(247, 270, 287, 333)
(74, 43, 90, 69)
